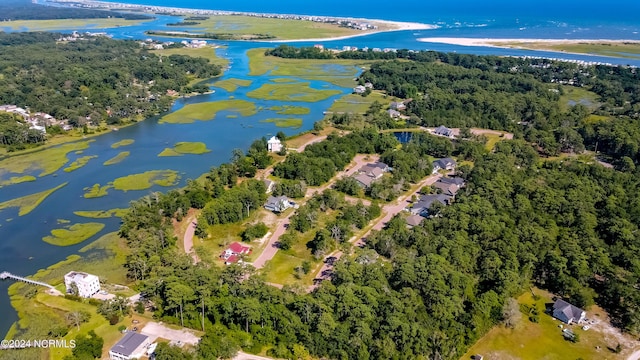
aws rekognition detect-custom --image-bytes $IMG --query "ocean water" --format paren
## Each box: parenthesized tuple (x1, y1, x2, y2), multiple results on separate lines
(103, 0, 640, 39)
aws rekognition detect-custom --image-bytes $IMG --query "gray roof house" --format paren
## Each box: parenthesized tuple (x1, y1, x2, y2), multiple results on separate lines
(433, 181, 460, 197)
(552, 299, 586, 325)
(434, 125, 454, 138)
(410, 194, 451, 216)
(352, 162, 390, 188)
(109, 332, 150, 360)
(432, 158, 457, 174)
(405, 214, 425, 227)
(390, 101, 406, 110)
(353, 85, 366, 94)
(264, 196, 292, 213)
(387, 109, 401, 118)
(438, 176, 465, 187)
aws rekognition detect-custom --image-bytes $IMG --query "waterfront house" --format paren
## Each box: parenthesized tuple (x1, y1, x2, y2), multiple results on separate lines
(353, 85, 366, 94)
(64, 271, 100, 298)
(267, 136, 283, 153)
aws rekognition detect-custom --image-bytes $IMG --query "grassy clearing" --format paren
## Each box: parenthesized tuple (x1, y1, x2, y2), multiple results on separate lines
(74, 209, 128, 219)
(0, 140, 93, 177)
(103, 151, 130, 165)
(213, 78, 253, 92)
(493, 41, 640, 59)
(327, 92, 389, 114)
(161, 15, 368, 40)
(63, 155, 97, 172)
(247, 82, 341, 102)
(151, 46, 228, 67)
(559, 86, 600, 111)
(260, 118, 304, 129)
(0, 182, 67, 216)
(83, 183, 111, 198)
(0, 18, 150, 31)
(263, 228, 320, 286)
(42, 222, 105, 246)
(585, 114, 611, 124)
(0, 175, 36, 187)
(159, 99, 257, 124)
(247, 48, 364, 87)
(112, 170, 180, 191)
(269, 105, 311, 115)
(158, 142, 211, 157)
(461, 289, 618, 360)
(8, 232, 132, 359)
(483, 133, 502, 151)
(111, 139, 134, 149)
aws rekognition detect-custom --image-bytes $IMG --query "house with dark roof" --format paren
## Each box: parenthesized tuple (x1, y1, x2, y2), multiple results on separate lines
(438, 176, 465, 187)
(109, 332, 151, 360)
(434, 125, 454, 138)
(552, 299, 586, 325)
(390, 101, 406, 111)
(432, 158, 457, 174)
(410, 194, 451, 216)
(264, 195, 292, 212)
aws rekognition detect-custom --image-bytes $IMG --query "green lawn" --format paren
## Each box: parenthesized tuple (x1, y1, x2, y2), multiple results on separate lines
(247, 83, 341, 102)
(260, 118, 304, 129)
(42, 222, 105, 246)
(213, 78, 253, 92)
(103, 151, 130, 165)
(159, 99, 257, 124)
(0, 182, 68, 216)
(156, 15, 372, 40)
(158, 142, 211, 157)
(0, 140, 93, 177)
(461, 289, 620, 360)
(0, 18, 151, 31)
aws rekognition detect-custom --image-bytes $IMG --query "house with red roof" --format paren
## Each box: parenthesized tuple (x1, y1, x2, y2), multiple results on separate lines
(221, 242, 252, 265)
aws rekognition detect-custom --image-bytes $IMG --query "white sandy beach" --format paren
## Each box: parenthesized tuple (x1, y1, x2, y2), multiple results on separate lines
(266, 21, 435, 43)
(417, 37, 640, 48)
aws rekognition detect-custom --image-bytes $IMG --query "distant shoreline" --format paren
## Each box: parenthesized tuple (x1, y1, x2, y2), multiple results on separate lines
(46, 0, 437, 41)
(417, 37, 640, 47)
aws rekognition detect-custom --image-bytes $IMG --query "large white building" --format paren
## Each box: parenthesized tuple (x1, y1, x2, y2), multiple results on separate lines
(64, 271, 100, 298)
(267, 136, 283, 153)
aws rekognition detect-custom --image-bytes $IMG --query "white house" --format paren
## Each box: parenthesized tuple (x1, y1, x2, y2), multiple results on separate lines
(353, 85, 366, 94)
(267, 136, 283, 153)
(109, 332, 151, 360)
(264, 195, 293, 213)
(64, 271, 100, 298)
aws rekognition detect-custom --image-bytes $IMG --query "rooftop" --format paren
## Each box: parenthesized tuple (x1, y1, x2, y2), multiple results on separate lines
(110, 332, 149, 356)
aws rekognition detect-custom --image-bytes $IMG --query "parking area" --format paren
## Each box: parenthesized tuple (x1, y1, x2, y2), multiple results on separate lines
(141, 322, 200, 346)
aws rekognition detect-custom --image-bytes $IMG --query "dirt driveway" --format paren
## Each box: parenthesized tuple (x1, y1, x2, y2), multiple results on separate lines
(141, 322, 200, 345)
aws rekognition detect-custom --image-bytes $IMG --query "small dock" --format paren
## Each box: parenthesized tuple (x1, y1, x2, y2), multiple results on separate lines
(0, 271, 60, 294)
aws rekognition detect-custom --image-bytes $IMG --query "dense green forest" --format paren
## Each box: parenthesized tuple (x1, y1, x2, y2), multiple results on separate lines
(0, 112, 46, 147)
(0, 33, 221, 130)
(0, 0, 151, 20)
(268, 45, 640, 165)
(112, 128, 640, 359)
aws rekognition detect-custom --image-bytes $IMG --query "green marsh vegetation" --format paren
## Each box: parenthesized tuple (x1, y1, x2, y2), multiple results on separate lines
(63, 155, 97, 172)
(213, 78, 253, 92)
(260, 118, 304, 129)
(0, 140, 93, 177)
(0, 182, 67, 216)
(42, 222, 105, 246)
(0, 18, 150, 31)
(158, 142, 211, 157)
(83, 183, 110, 199)
(74, 209, 129, 219)
(110, 139, 134, 149)
(246, 83, 341, 102)
(269, 105, 311, 115)
(0, 175, 36, 187)
(112, 170, 180, 191)
(103, 151, 130, 165)
(158, 100, 257, 124)
(491, 40, 640, 59)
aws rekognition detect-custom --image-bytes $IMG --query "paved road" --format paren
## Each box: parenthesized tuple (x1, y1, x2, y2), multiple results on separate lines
(251, 216, 292, 269)
(233, 351, 277, 360)
(183, 218, 199, 263)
